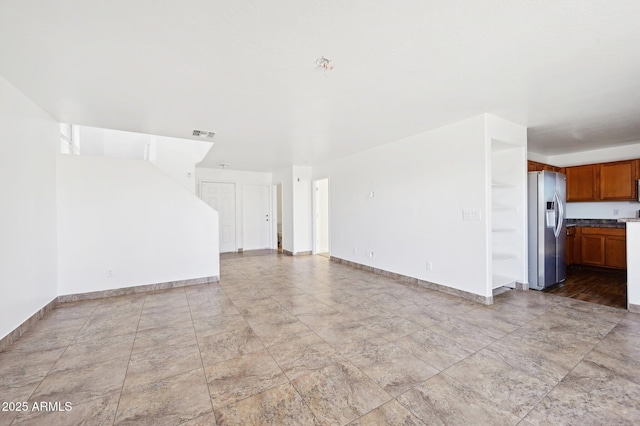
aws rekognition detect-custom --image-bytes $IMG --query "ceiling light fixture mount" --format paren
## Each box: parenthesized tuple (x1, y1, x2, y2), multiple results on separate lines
(218, 163, 230, 169)
(316, 56, 333, 71)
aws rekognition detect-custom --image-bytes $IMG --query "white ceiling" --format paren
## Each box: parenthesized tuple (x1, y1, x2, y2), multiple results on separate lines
(1, 0, 640, 171)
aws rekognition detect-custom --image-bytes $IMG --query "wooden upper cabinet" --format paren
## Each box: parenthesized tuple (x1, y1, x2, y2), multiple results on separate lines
(566, 164, 599, 201)
(527, 161, 561, 173)
(599, 160, 638, 201)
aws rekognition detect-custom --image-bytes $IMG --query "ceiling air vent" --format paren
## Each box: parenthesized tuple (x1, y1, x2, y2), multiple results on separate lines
(192, 129, 216, 138)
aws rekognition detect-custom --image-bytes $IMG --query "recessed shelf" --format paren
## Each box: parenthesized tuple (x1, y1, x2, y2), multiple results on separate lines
(492, 204, 517, 211)
(492, 227, 517, 233)
(492, 274, 516, 289)
(492, 182, 518, 189)
(493, 253, 517, 261)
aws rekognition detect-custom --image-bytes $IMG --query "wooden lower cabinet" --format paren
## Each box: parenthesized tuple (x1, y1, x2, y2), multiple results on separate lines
(605, 236, 627, 269)
(576, 227, 626, 269)
(580, 234, 605, 266)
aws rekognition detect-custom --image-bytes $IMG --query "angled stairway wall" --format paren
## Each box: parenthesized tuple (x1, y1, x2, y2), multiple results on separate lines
(57, 155, 219, 297)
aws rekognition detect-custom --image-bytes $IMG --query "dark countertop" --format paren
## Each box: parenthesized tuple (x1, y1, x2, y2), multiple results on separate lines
(566, 219, 626, 229)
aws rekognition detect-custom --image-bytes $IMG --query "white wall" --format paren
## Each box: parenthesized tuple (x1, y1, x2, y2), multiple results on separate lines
(566, 201, 639, 220)
(0, 76, 58, 340)
(151, 136, 212, 193)
(78, 125, 149, 159)
(196, 168, 273, 250)
(77, 126, 212, 194)
(627, 222, 640, 310)
(324, 115, 489, 297)
(57, 155, 219, 295)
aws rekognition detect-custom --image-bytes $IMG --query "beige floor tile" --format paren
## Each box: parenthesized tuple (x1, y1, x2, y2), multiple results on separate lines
(396, 328, 473, 371)
(248, 314, 312, 347)
(0, 347, 65, 390)
(179, 411, 218, 425)
(12, 390, 119, 425)
(115, 368, 212, 425)
(73, 314, 140, 343)
(315, 320, 390, 358)
(204, 349, 287, 409)
(3, 328, 78, 354)
(524, 360, 640, 425)
(268, 331, 344, 380)
(198, 324, 265, 366)
(52, 332, 135, 372)
(428, 317, 500, 352)
(192, 313, 246, 339)
(444, 351, 554, 417)
(350, 342, 438, 396)
(363, 314, 424, 341)
(131, 320, 197, 354)
(392, 303, 449, 328)
(397, 374, 521, 425)
(292, 361, 392, 425)
(189, 297, 240, 319)
(483, 335, 580, 385)
(349, 400, 426, 426)
(123, 342, 203, 389)
(214, 383, 319, 425)
(137, 306, 193, 331)
(4, 253, 640, 424)
(28, 356, 130, 406)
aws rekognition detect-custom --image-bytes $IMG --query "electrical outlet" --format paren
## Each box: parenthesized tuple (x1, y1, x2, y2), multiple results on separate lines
(426, 261, 433, 271)
(353, 248, 358, 255)
(462, 210, 482, 221)
(368, 251, 375, 258)
(613, 209, 619, 216)
(106, 269, 114, 278)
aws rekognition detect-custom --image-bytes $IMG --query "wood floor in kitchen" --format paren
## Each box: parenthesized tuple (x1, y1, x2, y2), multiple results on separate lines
(543, 265, 627, 309)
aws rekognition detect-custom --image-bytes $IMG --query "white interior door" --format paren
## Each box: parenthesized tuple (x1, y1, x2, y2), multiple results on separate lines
(200, 182, 236, 253)
(243, 184, 271, 250)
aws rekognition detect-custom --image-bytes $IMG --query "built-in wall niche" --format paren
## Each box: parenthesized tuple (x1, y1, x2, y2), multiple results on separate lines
(490, 140, 526, 291)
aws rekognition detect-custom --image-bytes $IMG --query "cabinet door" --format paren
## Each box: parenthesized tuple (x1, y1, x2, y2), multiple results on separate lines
(580, 235, 605, 266)
(605, 236, 627, 269)
(600, 160, 637, 201)
(566, 165, 598, 201)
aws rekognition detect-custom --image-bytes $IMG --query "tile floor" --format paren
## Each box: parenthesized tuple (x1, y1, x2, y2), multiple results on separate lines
(1, 253, 640, 425)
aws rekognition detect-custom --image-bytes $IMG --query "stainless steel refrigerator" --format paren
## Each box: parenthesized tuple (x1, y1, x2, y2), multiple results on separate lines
(527, 170, 567, 290)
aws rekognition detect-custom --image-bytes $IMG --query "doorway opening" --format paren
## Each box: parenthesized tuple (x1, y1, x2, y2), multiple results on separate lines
(314, 178, 329, 257)
(276, 183, 283, 252)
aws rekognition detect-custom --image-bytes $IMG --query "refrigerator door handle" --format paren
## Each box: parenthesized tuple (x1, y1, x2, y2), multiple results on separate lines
(554, 191, 564, 238)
